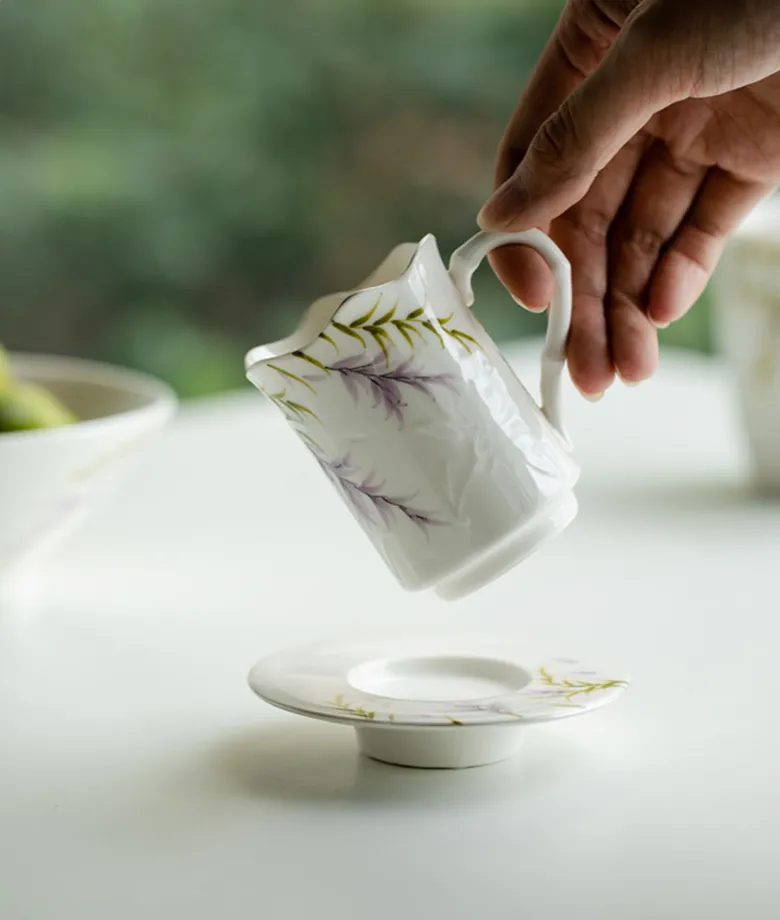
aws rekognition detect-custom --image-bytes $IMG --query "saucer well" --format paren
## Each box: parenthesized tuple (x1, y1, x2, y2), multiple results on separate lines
(248, 633, 630, 769)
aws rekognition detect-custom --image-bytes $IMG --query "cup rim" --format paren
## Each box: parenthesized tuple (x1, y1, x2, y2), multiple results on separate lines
(243, 235, 432, 373)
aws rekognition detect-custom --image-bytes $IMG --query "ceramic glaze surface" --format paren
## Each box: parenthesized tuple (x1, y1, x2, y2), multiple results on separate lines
(248, 634, 629, 728)
(246, 230, 579, 596)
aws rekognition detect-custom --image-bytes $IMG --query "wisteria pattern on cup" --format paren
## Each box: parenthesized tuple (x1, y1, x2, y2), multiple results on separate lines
(266, 386, 319, 424)
(307, 355, 458, 426)
(312, 449, 444, 533)
(245, 228, 582, 595)
(260, 359, 446, 535)
(315, 296, 480, 363)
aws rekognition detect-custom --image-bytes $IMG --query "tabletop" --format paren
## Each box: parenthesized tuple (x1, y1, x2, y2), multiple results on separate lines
(1, 343, 778, 920)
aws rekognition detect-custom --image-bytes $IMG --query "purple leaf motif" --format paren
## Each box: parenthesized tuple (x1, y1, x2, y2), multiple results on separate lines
(329, 356, 458, 426)
(450, 702, 525, 719)
(308, 447, 443, 533)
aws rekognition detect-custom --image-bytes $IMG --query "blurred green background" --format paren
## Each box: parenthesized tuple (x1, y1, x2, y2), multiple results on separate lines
(0, 0, 710, 398)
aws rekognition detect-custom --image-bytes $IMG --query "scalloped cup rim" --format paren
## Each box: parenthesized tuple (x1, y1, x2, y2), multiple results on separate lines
(244, 236, 441, 372)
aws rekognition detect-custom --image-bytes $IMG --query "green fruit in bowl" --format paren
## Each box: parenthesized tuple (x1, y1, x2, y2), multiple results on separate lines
(0, 344, 78, 432)
(0, 383, 78, 432)
(0, 344, 11, 392)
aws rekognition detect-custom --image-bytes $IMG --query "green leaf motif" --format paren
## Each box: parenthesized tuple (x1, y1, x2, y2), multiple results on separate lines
(350, 299, 380, 328)
(286, 400, 317, 419)
(421, 320, 444, 347)
(393, 322, 414, 349)
(394, 319, 424, 343)
(329, 694, 379, 720)
(333, 321, 367, 347)
(319, 332, 339, 354)
(366, 325, 391, 364)
(325, 294, 481, 357)
(293, 350, 329, 373)
(537, 666, 628, 701)
(375, 305, 396, 325)
(267, 363, 315, 394)
(267, 387, 319, 423)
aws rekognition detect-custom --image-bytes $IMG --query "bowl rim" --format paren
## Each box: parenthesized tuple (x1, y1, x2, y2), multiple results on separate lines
(3, 351, 177, 443)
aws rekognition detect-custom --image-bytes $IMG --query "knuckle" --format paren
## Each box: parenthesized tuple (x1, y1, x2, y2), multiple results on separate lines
(686, 210, 727, 243)
(589, 0, 642, 26)
(562, 204, 614, 246)
(619, 225, 667, 259)
(673, 225, 720, 275)
(497, 141, 525, 181)
(623, 0, 665, 40)
(532, 103, 582, 176)
(558, 7, 616, 77)
(558, 1, 641, 76)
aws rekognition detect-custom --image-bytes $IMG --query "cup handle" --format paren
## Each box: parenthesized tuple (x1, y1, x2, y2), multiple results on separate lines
(448, 229, 572, 441)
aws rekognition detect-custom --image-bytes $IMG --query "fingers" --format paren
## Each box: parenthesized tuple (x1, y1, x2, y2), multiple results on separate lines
(479, 15, 689, 234)
(486, 0, 637, 312)
(607, 142, 708, 382)
(553, 133, 649, 396)
(486, 1, 626, 312)
(487, 244, 556, 312)
(493, 0, 629, 187)
(649, 171, 774, 326)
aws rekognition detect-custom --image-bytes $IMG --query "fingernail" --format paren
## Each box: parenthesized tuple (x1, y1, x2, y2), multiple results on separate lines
(510, 293, 546, 313)
(649, 315, 670, 329)
(580, 391, 604, 403)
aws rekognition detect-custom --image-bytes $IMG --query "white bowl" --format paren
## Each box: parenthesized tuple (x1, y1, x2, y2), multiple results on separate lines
(0, 352, 177, 583)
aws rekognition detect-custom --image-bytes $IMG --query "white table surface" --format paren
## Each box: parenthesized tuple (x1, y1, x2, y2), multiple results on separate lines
(1, 343, 779, 920)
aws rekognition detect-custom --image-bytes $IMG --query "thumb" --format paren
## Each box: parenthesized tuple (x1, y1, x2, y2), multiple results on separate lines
(478, 13, 688, 231)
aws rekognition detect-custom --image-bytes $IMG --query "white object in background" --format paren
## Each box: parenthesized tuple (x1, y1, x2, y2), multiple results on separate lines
(248, 633, 629, 768)
(0, 353, 176, 586)
(245, 229, 578, 600)
(714, 195, 780, 493)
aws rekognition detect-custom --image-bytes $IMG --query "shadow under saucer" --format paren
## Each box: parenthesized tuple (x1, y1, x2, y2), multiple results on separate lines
(195, 718, 584, 809)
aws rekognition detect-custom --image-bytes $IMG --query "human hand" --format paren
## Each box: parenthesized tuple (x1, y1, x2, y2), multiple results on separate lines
(478, 0, 780, 398)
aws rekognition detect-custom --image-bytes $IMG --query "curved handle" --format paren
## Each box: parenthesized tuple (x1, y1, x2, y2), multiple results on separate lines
(448, 229, 572, 441)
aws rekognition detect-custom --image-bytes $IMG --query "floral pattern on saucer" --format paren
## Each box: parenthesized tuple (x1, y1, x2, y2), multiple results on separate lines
(248, 636, 630, 729)
(321, 666, 628, 726)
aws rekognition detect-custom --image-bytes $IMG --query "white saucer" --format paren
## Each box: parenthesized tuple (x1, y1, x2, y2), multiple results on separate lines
(248, 633, 630, 769)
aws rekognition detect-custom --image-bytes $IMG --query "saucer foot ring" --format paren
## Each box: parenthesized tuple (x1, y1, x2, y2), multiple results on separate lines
(355, 724, 524, 769)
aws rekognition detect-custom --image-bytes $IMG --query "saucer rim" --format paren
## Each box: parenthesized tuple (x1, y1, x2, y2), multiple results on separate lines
(247, 633, 630, 729)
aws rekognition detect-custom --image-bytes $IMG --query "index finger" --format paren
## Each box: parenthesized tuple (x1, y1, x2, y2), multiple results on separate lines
(494, 0, 631, 185)
(490, 0, 632, 307)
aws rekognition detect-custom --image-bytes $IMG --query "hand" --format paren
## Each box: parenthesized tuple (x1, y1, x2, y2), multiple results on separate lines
(478, 0, 780, 398)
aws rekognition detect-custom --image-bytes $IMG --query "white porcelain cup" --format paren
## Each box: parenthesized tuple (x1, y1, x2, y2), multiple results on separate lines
(245, 229, 579, 599)
(713, 196, 780, 494)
